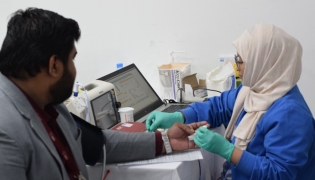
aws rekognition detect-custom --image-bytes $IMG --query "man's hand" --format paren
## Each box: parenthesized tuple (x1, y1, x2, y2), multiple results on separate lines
(167, 121, 209, 151)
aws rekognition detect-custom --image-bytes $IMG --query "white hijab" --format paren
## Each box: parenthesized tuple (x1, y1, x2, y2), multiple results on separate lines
(224, 23, 302, 150)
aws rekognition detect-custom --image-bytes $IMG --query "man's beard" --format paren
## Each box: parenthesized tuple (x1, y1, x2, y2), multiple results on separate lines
(48, 65, 75, 105)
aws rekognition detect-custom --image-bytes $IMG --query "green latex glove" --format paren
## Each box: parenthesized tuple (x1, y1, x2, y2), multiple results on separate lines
(194, 127, 235, 161)
(146, 111, 184, 132)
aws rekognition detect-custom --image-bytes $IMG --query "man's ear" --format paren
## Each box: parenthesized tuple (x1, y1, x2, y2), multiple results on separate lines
(48, 55, 63, 78)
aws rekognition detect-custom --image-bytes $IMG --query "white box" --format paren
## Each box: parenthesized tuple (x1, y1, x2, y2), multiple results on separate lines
(158, 62, 191, 100)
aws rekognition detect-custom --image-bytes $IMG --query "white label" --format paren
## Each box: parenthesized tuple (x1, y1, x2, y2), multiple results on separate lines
(72, 97, 86, 114)
(121, 123, 133, 127)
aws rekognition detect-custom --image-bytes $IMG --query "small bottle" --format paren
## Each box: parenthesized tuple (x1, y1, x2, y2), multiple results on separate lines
(116, 63, 123, 69)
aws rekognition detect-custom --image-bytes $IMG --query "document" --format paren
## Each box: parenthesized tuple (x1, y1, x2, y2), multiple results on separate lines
(117, 149, 203, 166)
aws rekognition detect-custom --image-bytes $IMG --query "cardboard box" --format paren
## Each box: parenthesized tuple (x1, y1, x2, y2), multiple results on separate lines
(182, 73, 207, 98)
(158, 62, 191, 100)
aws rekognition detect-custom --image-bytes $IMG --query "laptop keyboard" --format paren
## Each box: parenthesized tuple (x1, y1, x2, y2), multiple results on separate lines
(162, 104, 189, 113)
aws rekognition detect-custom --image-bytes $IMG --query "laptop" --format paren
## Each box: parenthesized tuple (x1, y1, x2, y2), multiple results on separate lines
(97, 63, 189, 124)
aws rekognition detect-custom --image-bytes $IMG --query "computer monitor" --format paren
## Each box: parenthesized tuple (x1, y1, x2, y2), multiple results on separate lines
(67, 80, 121, 129)
(90, 90, 119, 129)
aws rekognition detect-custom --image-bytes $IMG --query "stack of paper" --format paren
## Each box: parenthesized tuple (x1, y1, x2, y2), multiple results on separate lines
(117, 149, 203, 166)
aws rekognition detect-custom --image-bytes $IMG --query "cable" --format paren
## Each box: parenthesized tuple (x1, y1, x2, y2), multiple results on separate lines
(102, 170, 110, 180)
(179, 88, 183, 103)
(193, 88, 222, 97)
(205, 88, 222, 94)
(74, 83, 107, 180)
(163, 99, 168, 105)
(198, 159, 202, 180)
(101, 101, 112, 111)
(101, 144, 107, 180)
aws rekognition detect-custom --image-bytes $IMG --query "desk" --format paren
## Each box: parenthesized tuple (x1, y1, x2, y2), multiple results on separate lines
(87, 125, 226, 180)
(87, 160, 203, 180)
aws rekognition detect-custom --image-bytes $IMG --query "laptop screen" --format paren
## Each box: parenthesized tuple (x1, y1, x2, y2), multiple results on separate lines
(98, 64, 164, 121)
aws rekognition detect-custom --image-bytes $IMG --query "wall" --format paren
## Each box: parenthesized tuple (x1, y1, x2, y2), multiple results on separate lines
(1, 0, 315, 114)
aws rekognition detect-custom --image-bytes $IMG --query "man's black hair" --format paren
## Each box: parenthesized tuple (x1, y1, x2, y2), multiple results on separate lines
(0, 8, 81, 79)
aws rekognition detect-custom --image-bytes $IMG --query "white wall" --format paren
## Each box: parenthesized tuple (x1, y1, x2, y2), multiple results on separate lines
(1, 0, 315, 114)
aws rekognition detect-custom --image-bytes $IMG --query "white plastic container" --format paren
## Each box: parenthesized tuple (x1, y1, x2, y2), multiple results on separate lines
(118, 107, 134, 123)
(206, 62, 236, 97)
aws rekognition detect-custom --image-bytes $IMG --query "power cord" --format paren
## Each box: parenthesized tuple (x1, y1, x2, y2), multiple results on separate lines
(198, 159, 202, 180)
(193, 88, 221, 97)
(101, 144, 107, 180)
(74, 82, 107, 180)
(163, 99, 178, 104)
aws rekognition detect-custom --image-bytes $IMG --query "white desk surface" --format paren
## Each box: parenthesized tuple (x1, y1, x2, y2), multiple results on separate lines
(87, 160, 201, 180)
(87, 125, 226, 180)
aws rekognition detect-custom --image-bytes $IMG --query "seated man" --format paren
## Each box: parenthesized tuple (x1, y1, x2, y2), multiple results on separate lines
(0, 8, 207, 180)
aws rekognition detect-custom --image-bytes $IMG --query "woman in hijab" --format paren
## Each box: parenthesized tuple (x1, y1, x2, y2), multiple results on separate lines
(146, 23, 315, 179)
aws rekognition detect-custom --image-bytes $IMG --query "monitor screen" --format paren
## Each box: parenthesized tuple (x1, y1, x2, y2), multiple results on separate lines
(90, 90, 119, 129)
